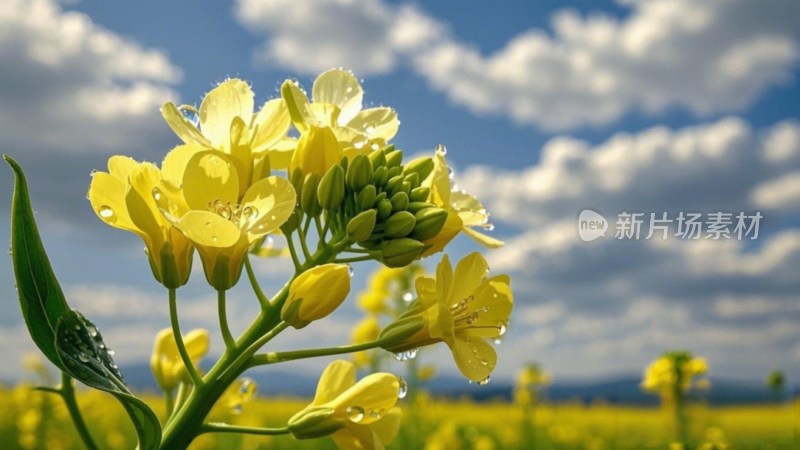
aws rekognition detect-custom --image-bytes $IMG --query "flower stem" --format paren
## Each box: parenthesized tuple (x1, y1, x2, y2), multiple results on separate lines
(285, 232, 303, 271)
(169, 288, 203, 387)
(333, 255, 373, 263)
(165, 389, 175, 417)
(59, 372, 99, 450)
(199, 423, 290, 436)
(248, 337, 391, 367)
(218, 290, 236, 352)
(244, 256, 270, 310)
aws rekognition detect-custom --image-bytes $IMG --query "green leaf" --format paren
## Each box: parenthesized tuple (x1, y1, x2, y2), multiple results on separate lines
(56, 310, 162, 450)
(4, 156, 162, 450)
(4, 155, 70, 365)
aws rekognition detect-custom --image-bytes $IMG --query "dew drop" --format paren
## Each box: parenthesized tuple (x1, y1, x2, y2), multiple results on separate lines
(397, 376, 408, 399)
(107, 349, 115, 356)
(480, 358, 489, 366)
(497, 322, 507, 336)
(493, 338, 503, 345)
(485, 223, 495, 231)
(211, 236, 219, 242)
(348, 265, 355, 277)
(478, 376, 491, 386)
(98, 206, 114, 219)
(447, 167, 454, 181)
(181, 109, 200, 128)
(152, 187, 162, 202)
(436, 144, 447, 156)
(231, 404, 244, 415)
(346, 406, 365, 423)
(265, 235, 275, 247)
(368, 408, 385, 419)
(402, 292, 413, 302)
(78, 353, 90, 363)
(87, 326, 98, 338)
(371, 142, 380, 151)
(74, 325, 81, 331)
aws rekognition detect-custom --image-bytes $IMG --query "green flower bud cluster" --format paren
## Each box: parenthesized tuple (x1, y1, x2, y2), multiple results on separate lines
(313, 146, 448, 267)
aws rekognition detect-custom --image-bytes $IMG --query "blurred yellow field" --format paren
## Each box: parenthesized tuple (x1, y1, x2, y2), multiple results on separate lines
(1, 384, 796, 450)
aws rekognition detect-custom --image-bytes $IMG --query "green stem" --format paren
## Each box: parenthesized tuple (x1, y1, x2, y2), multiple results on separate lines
(314, 216, 324, 241)
(165, 389, 175, 418)
(249, 337, 391, 367)
(285, 232, 303, 271)
(199, 423, 290, 436)
(59, 372, 99, 450)
(297, 216, 313, 261)
(217, 321, 290, 382)
(333, 255, 372, 263)
(244, 256, 270, 310)
(218, 290, 236, 352)
(169, 288, 204, 387)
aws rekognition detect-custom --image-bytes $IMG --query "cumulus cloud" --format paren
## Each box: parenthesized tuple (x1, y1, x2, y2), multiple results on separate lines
(235, 0, 799, 130)
(0, 0, 182, 154)
(453, 118, 800, 379)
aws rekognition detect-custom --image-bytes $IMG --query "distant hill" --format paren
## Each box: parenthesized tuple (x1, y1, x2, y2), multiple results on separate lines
(103, 362, 792, 405)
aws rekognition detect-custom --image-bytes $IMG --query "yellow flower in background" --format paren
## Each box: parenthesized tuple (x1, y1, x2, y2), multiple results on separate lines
(351, 316, 381, 367)
(514, 363, 551, 406)
(161, 79, 293, 196)
(155, 149, 296, 290)
(282, 263, 351, 328)
(150, 328, 209, 391)
(281, 69, 399, 157)
(88, 155, 193, 288)
(641, 351, 710, 399)
(421, 146, 503, 256)
(288, 360, 402, 450)
(381, 252, 513, 382)
(357, 266, 405, 314)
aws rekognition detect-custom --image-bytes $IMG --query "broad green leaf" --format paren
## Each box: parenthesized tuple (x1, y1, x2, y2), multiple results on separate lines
(4, 155, 70, 364)
(57, 311, 162, 450)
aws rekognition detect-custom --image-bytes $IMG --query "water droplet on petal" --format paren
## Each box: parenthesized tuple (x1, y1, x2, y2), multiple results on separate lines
(346, 406, 365, 423)
(397, 377, 409, 399)
(368, 408, 385, 419)
(478, 376, 491, 386)
(497, 321, 507, 336)
(485, 224, 495, 231)
(437, 144, 447, 156)
(348, 266, 355, 277)
(447, 167, 454, 181)
(402, 292, 413, 302)
(98, 206, 114, 219)
(181, 108, 200, 128)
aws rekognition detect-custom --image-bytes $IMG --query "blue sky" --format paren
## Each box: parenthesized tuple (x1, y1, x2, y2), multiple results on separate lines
(1, 0, 799, 385)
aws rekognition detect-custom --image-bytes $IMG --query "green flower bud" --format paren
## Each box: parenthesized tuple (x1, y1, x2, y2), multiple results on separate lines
(373, 166, 388, 186)
(280, 208, 301, 235)
(301, 173, 322, 217)
(317, 165, 345, 210)
(377, 199, 393, 220)
(378, 315, 426, 352)
(290, 168, 304, 199)
(407, 201, 435, 214)
(403, 157, 434, 182)
(385, 175, 402, 195)
(356, 185, 377, 210)
(381, 238, 425, 268)
(387, 166, 401, 180)
(390, 192, 409, 212)
(409, 187, 430, 203)
(347, 209, 377, 243)
(384, 211, 416, 238)
(369, 150, 386, 168)
(404, 172, 420, 188)
(400, 181, 411, 195)
(288, 406, 344, 439)
(410, 207, 448, 240)
(385, 150, 403, 168)
(346, 154, 373, 191)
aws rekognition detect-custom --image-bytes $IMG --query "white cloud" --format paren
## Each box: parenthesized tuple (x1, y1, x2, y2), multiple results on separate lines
(235, 0, 799, 130)
(0, 0, 182, 154)
(750, 172, 800, 211)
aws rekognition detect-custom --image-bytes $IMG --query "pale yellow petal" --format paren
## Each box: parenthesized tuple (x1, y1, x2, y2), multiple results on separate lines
(88, 172, 137, 233)
(125, 163, 165, 247)
(314, 360, 356, 406)
(332, 425, 382, 450)
(107, 155, 138, 182)
(251, 98, 291, 152)
(450, 252, 488, 305)
(449, 337, 496, 382)
(161, 144, 204, 185)
(182, 152, 239, 210)
(176, 211, 241, 248)
(436, 254, 453, 306)
(199, 79, 254, 149)
(312, 69, 364, 125)
(428, 149, 451, 206)
(184, 329, 210, 361)
(327, 374, 399, 424)
(289, 126, 342, 177)
(240, 176, 297, 239)
(229, 116, 253, 196)
(346, 107, 399, 142)
(309, 103, 341, 128)
(161, 102, 212, 147)
(463, 275, 513, 338)
(281, 80, 314, 132)
(462, 227, 504, 248)
(451, 190, 487, 226)
(370, 408, 402, 445)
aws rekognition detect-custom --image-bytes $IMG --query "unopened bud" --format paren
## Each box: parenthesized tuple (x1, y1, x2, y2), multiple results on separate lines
(317, 165, 345, 210)
(409, 187, 430, 203)
(381, 238, 425, 268)
(385, 150, 403, 168)
(356, 185, 377, 210)
(410, 207, 448, 241)
(282, 264, 351, 329)
(385, 211, 416, 238)
(301, 173, 322, 217)
(346, 154, 373, 191)
(390, 192, 409, 212)
(403, 157, 435, 182)
(373, 166, 388, 186)
(377, 199, 393, 220)
(347, 209, 377, 243)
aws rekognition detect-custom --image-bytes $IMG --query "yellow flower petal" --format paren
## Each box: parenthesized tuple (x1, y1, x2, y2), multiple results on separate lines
(260, 137, 296, 170)
(199, 79, 254, 149)
(370, 408, 402, 445)
(182, 152, 239, 210)
(327, 373, 400, 425)
(161, 102, 213, 147)
(289, 126, 342, 177)
(229, 116, 253, 196)
(281, 80, 314, 132)
(251, 98, 291, 153)
(347, 107, 399, 142)
(176, 211, 241, 248)
(312, 69, 364, 125)
(332, 426, 383, 450)
(161, 144, 204, 185)
(313, 360, 357, 406)
(88, 172, 137, 233)
(449, 337, 496, 382)
(421, 210, 462, 257)
(240, 176, 297, 239)
(107, 155, 137, 181)
(450, 252, 488, 306)
(436, 254, 453, 304)
(125, 163, 165, 247)
(184, 329, 210, 361)
(462, 227, 505, 248)
(309, 103, 341, 128)
(428, 149, 451, 206)
(462, 275, 513, 338)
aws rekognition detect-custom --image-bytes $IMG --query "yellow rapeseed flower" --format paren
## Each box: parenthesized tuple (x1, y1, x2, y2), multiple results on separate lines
(288, 360, 402, 450)
(381, 252, 513, 382)
(282, 264, 351, 328)
(281, 69, 399, 157)
(88, 155, 194, 288)
(155, 148, 296, 290)
(150, 328, 209, 391)
(421, 146, 503, 256)
(161, 79, 293, 195)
